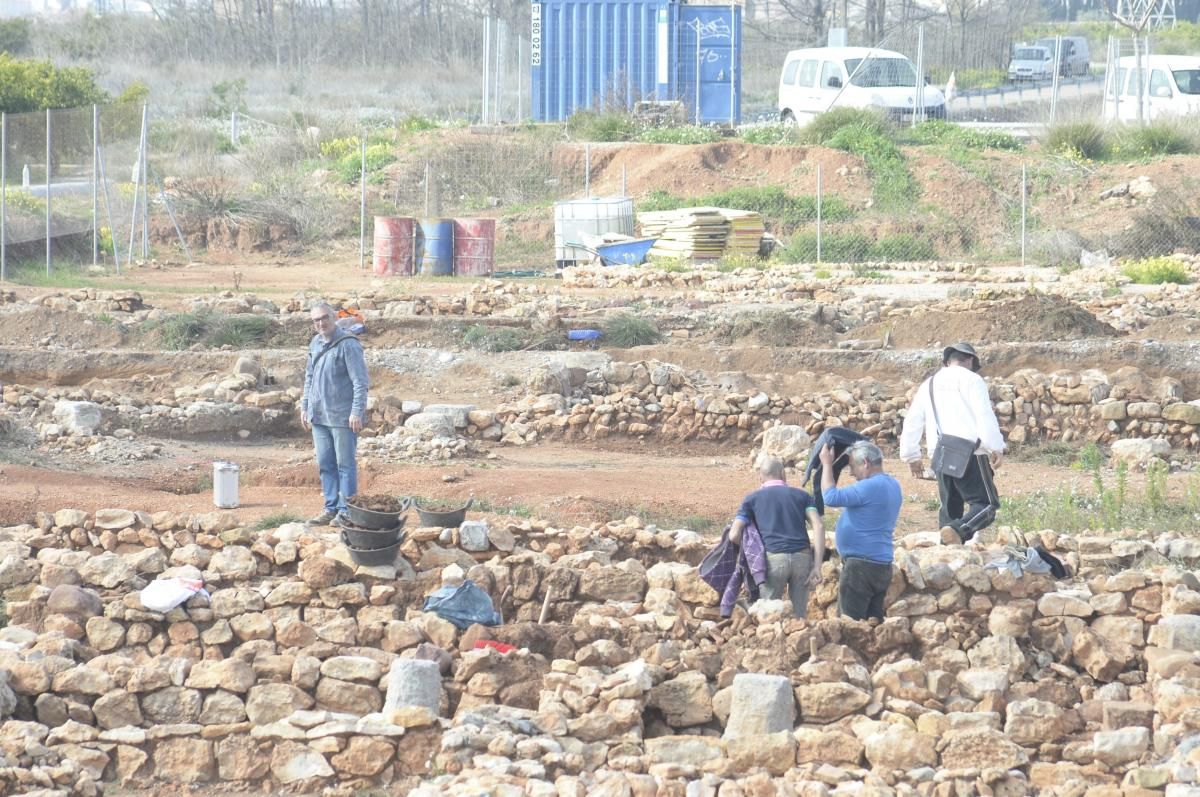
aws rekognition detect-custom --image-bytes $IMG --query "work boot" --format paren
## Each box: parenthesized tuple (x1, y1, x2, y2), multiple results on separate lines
(306, 510, 336, 526)
(333, 511, 352, 528)
(939, 525, 962, 545)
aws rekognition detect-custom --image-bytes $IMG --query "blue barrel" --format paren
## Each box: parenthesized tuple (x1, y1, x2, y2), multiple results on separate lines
(416, 219, 454, 276)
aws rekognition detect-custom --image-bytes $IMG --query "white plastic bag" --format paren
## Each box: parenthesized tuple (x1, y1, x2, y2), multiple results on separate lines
(140, 577, 207, 613)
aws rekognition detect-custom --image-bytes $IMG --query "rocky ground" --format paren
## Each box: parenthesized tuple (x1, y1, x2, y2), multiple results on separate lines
(0, 251, 1199, 796)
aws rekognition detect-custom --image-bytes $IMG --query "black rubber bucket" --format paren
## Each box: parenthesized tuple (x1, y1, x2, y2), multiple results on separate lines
(338, 517, 405, 550)
(340, 531, 404, 566)
(413, 496, 473, 528)
(345, 496, 411, 530)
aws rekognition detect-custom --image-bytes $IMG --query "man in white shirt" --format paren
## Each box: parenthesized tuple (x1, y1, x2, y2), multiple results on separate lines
(899, 342, 1005, 544)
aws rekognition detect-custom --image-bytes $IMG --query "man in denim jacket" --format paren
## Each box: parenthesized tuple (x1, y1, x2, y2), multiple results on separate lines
(300, 301, 369, 526)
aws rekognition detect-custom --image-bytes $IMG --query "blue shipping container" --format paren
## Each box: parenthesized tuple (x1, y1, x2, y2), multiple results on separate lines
(531, 0, 741, 124)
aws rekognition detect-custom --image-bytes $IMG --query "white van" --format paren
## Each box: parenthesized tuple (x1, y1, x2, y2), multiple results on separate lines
(1034, 36, 1091, 77)
(1007, 45, 1056, 82)
(1103, 54, 1200, 122)
(777, 46, 946, 124)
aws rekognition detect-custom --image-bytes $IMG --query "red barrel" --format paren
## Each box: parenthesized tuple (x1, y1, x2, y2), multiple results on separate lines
(373, 216, 414, 276)
(452, 218, 496, 276)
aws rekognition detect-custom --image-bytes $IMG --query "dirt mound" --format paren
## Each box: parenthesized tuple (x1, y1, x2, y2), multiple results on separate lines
(0, 305, 127, 351)
(881, 294, 1120, 347)
(565, 142, 873, 203)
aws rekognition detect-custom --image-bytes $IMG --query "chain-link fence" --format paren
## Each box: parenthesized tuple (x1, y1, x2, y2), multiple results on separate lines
(2, 27, 1192, 281)
(0, 101, 148, 279)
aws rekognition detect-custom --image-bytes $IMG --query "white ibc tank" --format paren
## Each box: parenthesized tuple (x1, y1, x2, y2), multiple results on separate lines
(213, 461, 240, 509)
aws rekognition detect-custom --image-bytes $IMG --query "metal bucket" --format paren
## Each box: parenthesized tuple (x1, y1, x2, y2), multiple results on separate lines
(416, 219, 454, 276)
(452, 218, 496, 276)
(213, 461, 239, 509)
(373, 216, 415, 276)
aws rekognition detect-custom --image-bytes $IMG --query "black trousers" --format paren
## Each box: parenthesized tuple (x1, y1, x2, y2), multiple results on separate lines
(838, 557, 893, 621)
(937, 453, 1000, 541)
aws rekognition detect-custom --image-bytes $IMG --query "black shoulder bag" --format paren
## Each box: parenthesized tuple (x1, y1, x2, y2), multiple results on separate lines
(928, 374, 979, 479)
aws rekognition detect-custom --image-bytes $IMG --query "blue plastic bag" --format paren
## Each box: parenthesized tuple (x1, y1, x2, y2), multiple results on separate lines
(421, 580, 502, 629)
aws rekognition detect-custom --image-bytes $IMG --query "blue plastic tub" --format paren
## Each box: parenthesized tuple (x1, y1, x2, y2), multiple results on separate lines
(568, 329, 603, 341)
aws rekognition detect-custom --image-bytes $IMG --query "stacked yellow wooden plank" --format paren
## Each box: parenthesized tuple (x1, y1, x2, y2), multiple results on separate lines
(719, 209, 765, 257)
(639, 207, 730, 261)
(638, 206, 764, 261)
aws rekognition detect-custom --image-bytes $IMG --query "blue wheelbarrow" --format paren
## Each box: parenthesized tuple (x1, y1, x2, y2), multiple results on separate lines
(568, 237, 658, 267)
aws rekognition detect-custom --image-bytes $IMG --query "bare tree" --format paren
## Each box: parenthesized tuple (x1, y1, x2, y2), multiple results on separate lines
(1104, 0, 1162, 124)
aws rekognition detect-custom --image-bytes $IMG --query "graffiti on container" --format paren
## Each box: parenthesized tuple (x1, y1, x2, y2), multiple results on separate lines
(697, 18, 732, 41)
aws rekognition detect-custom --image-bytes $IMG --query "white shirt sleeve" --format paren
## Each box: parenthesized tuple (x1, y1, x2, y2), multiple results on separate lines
(967, 374, 1006, 454)
(898, 381, 929, 462)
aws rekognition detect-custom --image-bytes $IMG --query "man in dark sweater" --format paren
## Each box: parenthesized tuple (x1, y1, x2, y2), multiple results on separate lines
(729, 456, 826, 618)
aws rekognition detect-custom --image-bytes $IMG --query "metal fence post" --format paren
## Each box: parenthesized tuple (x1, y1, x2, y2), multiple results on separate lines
(141, 104, 149, 259)
(92, 104, 98, 267)
(482, 18, 491, 124)
(1, 112, 5, 281)
(128, 109, 143, 265)
(1049, 35, 1062, 126)
(913, 24, 924, 128)
(729, 4, 736, 128)
(495, 18, 504, 123)
(816, 162, 823, 264)
(45, 108, 51, 276)
(1020, 164, 1027, 267)
(359, 136, 366, 270)
(97, 148, 120, 274)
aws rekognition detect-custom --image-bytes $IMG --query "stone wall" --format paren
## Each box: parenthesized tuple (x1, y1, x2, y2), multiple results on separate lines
(0, 506, 1199, 794)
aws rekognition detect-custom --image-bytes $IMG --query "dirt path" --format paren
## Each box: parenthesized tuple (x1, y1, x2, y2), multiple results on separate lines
(0, 438, 1094, 535)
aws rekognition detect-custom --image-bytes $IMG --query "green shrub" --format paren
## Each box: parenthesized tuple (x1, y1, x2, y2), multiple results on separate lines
(740, 124, 801, 145)
(205, 77, 248, 118)
(1043, 121, 1109, 160)
(825, 123, 918, 210)
(704, 186, 853, 227)
(780, 232, 874, 263)
(400, 115, 437, 134)
(636, 125, 721, 144)
(1121, 256, 1192, 284)
(907, 119, 1022, 151)
(209, 314, 272, 348)
(335, 143, 396, 184)
(872, 233, 936, 261)
(800, 107, 892, 146)
(604, 313, 661, 347)
(566, 110, 635, 142)
(253, 511, 302, 530)
(637, 186, 853, 229)
(461, 324, 531, 352)
(638, 190, 687, 212)
(155, 311, 214, 350)
(1113, 121, 1198, 158)
(0, 54, 107, 113)
(116, 80, 150, 106)
(152, 310, 273, 350)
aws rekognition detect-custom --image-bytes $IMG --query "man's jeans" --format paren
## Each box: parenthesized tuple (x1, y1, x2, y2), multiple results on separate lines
(312, 423, 358, 514)
(763, 550, 813, 618)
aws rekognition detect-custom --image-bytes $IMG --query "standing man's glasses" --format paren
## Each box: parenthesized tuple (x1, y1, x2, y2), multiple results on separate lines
(312, 314, 331, 323)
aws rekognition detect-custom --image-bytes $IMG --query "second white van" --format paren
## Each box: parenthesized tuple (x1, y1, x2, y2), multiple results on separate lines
(1103, 54, 1200, 122)
(778, 46, 946, 125)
